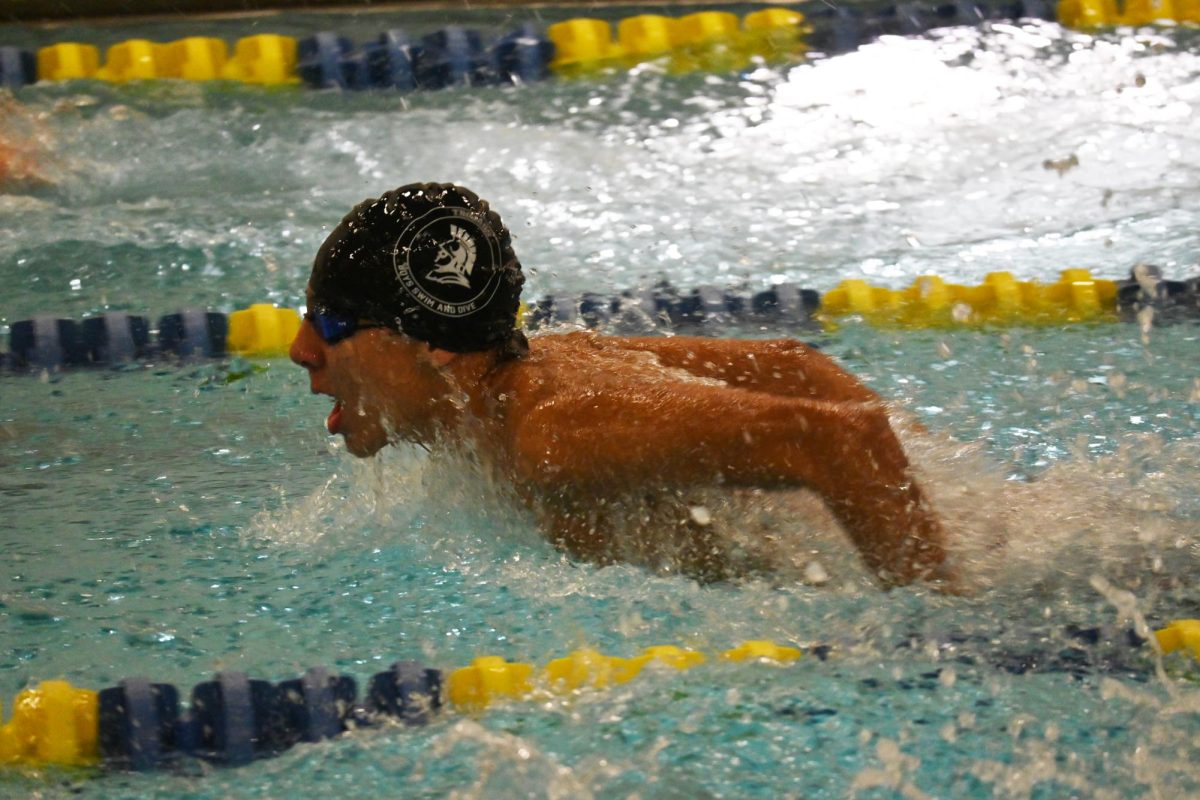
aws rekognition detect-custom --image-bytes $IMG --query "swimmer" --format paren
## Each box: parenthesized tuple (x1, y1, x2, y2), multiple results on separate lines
(0, 92, 50, 188)
(290, 183, 952, 589)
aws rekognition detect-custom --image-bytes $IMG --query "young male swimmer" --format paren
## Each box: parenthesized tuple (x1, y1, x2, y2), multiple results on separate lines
(290, 183, 952, 589)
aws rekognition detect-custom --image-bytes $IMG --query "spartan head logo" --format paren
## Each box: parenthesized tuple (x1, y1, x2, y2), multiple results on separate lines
(393, 206, 503, 318)
(425, 224, 477, 289)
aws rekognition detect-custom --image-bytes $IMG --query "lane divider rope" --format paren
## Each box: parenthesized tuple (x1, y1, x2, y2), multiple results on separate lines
(3, 266, 1196, 373)
(2, 623, 1193, 773)
(0, 640, 802, 771)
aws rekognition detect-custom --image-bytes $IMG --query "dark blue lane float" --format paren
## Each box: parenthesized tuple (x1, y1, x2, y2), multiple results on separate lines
(1115, 264, 1200, 324)
(98, 680, 181, 772)
(0, 46, 36, 88)
(365, 30, 418, 91)
(413, 26, 490, 88)
(492, 23, 556, 85)
(297, 33, 371, 90)
(8, 317, 91, 370)
(82, 312, 153, 364)
(366, 661, 444, 727)
(156, 310, 228, 360)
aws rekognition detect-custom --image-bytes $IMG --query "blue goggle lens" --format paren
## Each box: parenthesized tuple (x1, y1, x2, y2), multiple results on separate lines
(307, 311, 372, 344)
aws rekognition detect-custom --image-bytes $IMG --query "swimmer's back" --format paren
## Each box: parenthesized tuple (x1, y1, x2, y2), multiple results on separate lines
(485, 331, 888, 496)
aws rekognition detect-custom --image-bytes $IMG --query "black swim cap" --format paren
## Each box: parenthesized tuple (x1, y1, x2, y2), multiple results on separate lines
(309, 183, 525, 353)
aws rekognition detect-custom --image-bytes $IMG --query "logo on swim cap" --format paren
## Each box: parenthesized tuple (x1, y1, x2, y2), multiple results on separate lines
(393, 206, 503, 318)
(425, 224, 477, 289)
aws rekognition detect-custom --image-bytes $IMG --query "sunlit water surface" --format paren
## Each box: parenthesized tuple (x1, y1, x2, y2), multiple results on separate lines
(1, 9, 1198, 799)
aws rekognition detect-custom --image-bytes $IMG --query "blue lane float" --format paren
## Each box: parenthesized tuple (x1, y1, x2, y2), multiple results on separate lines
(81, 312, 152, 364)
(492, 23, 557, 84)
(413, 26, 489, 89)
(0, 46, 37, 89)
(1116, 264, 1200, 324)
(8, 317, 90, 370)
(156, 310, 228, 360)
(365, 661, 443, 726)
(297, 32, 369, 90)
(180, 672, 288, 766)
(98, 680, 181, 772)
(278, 667, 360, 744)
(364, 30, 418, 90)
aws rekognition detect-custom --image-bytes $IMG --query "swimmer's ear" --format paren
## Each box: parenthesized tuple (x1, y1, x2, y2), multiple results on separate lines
(426, 347, 459, 369)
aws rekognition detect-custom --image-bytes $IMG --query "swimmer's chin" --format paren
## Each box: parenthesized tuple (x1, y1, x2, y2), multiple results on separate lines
(340, 433, 389, 459)
(343, 425, 431, 457)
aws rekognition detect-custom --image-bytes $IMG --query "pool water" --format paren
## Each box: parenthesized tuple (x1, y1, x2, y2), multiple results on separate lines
(2, 7, 1199, 798)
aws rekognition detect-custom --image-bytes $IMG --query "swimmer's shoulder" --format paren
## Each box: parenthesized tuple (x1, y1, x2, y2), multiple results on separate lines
(498, 331, 680, 406)
(491, 331, 601, 395)
(525, 330, 670, 362)
(579, 334, 826, 374)
(520, 332, 832, 383)
(521, 329, 603, 362)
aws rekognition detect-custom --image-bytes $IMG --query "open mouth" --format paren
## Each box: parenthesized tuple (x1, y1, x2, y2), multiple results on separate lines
(326, 399, 344, 435)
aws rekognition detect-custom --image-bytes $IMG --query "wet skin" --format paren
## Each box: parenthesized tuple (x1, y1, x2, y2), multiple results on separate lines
(290, 307, 951, 588)
(0, 96, 50, 188)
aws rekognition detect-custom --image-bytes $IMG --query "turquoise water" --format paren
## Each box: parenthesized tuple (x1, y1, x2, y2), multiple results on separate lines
(2, 8, 1200, 798)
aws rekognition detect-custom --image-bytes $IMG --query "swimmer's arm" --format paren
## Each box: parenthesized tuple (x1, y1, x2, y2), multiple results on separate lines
(510, 388, 949, 587)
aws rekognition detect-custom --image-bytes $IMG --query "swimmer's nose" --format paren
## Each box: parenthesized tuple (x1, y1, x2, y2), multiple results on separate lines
(289, 317, 324, 370)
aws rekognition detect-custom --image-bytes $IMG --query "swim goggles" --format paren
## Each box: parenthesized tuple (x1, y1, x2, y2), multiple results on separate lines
(305, 309, 386, 344)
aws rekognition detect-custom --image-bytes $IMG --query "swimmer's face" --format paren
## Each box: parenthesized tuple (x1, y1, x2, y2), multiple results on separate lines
(290, 287, 446, 456)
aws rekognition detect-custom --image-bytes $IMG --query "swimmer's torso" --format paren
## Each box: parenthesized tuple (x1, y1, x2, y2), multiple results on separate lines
(471, 331, 888, 492)
(451, 331, 907, 580)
